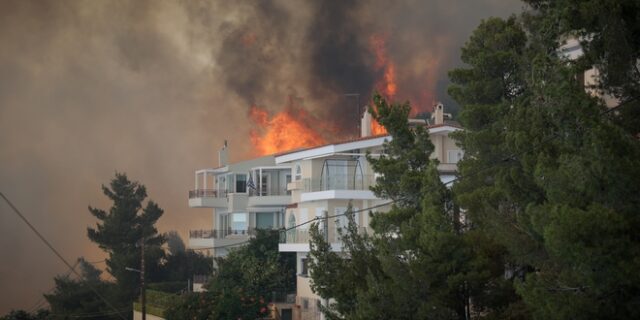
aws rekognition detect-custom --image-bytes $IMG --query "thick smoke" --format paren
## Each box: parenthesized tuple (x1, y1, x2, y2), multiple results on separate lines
(0, 0, 522, 313)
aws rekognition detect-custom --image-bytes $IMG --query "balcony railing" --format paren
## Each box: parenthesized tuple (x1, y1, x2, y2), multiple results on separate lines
(189, 228, 257, 239)
(188, 189, 226, 199)
(279, 227, 369, 244)
(248, 186, 289, 197)
(303, 174, 375, 192)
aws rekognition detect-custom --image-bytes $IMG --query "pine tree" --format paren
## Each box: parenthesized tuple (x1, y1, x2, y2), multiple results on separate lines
(87, 173, 165, 304)
(308, 93, 518, 319)
(450, 10, 640, 319)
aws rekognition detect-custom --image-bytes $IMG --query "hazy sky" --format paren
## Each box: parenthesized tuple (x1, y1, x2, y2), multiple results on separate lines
(0, 0, 523, 313)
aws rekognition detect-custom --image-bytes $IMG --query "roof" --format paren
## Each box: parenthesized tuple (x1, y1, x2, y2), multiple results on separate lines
(273, 133, 390, 157)
(275, 123, 462, 164)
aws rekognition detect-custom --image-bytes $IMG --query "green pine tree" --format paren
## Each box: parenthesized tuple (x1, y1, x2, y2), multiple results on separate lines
(308, 93, 518, 319)
(450, 9, 640, 319)
(87, 173, 165, 306)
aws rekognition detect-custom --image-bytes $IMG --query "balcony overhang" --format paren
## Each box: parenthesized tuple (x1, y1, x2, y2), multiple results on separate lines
(300, 190, 377, 202)
(188, 197, 228, 208)
(247, 195, 290, 207)
(278, 243, 343, 252)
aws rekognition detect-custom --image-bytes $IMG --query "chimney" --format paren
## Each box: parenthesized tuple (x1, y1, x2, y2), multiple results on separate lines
(218, 140, 228, 167)
(431, 102, 444, 125)
(361, 109, 372, 137)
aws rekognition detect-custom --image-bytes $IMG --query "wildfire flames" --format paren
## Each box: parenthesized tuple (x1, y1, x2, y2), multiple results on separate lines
(246, 34, 407, 155)
(249, 103, 327, 156)
(370, 34, 397, 99)
(369, 34, 396, 135)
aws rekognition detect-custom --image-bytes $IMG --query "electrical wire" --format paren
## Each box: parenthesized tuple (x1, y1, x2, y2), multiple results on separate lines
(0, 192, 128, 320)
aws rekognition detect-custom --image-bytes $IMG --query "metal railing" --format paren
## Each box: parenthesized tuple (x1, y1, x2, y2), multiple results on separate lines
(188, 189, 226, 199)
(189, 228, 257, 239)
(303, 174, 376, 192)
(248, 186, 290, 197)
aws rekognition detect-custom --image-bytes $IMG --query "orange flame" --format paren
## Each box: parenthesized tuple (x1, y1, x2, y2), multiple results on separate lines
(371, 118, 387, 135)
(370, 34, 397, 99)
(249, 104, 327, 155)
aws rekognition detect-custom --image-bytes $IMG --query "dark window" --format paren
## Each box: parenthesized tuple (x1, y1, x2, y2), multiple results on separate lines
(236, 174, 247, 193)
(301, 258, 308, 276)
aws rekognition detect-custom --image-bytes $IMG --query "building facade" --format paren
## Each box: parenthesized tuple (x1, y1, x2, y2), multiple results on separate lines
(275, 104, 462, 320)
(187, 103, 463, 320)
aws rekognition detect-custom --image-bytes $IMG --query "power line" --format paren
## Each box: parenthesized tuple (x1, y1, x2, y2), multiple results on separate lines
(0, 192, 128, 320)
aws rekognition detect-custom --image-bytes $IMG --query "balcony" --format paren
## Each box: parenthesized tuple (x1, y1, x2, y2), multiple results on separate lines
(188, 228, 257, 249)
(299, 174, 377, 202)
(247, 187, 290, 207)
(190, 228, 257, 239)
(188, 189, 228, 208)
(278, 227, 368, 252)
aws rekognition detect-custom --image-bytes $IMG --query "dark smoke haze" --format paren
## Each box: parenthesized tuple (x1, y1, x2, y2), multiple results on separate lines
(0, 0, 522, 313)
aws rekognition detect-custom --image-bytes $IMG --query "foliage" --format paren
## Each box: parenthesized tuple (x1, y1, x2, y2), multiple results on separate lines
(450, 7, 640, 320)
(165, 231, 186, 255)
(147, 282, 188, 294)
(164, 230, 295, 320)
(162, 292, 215, 320)
(308, 93, 516, 319)
(159, 249, 212, 283)
(87, 173, 166, 303)
(0, 310, 50, 320)
(132, 290, 178, 318)
(44, 258, 126, 320)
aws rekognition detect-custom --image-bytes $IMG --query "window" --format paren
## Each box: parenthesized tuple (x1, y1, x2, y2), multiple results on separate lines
(260, 173, 269, 196)
(256, 212, 274, 229)
(295, 164, 302, 181)
(231, 213, 247, 231)
(448, 150, 464, 164)
(300, 258, 308, 276)
(235, 174, 247, 193)
(285, 174, 292, 195)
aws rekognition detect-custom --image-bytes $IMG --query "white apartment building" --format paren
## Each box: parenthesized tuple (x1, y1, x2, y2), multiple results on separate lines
(187, 103, 462, 319)
(187, 142, 291, 258)
(275, 103, 463, 320)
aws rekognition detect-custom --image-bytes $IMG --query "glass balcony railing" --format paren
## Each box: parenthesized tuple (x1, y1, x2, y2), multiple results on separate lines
(302, 174, 375, 192)
(279, 227, 369, 244)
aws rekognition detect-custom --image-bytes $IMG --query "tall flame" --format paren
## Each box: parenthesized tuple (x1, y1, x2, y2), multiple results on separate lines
(368, 34, 395, 135)
(370, 34, 397, 99)
(249, 103, 327, 155)
(371, 118, 387, 135)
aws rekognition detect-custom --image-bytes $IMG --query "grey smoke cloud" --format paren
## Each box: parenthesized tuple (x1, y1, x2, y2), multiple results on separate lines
(0, 0, 522, 313)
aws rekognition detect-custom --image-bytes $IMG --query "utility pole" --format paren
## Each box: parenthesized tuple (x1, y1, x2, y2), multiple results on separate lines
(140, 238, 146, 320)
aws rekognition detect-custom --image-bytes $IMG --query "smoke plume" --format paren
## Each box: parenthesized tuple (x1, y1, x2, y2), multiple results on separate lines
(0, 0, 522, 313)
